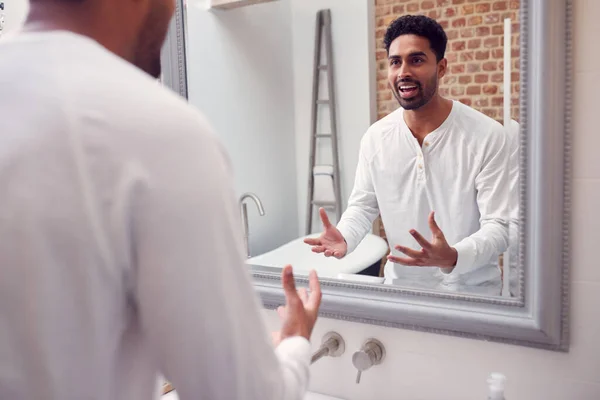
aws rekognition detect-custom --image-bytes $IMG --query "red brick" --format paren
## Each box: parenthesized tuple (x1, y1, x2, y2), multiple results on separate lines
(492, 26, 504, 35)
(476, 3, 491, 13)
(484, 37, 500, 48)
(468, 39, 482, 49)
(475, 74, 489, 83)
(377, 70, 387, 81)
(467, 63, 481, 73)
(467, 85, 481, 95)
(445, 76, 458, 85)
(445, 7, 456, 17)
(477, 26, 491, 36)
(475, 98, 490, 107)
(459, 75, 473, 84)
(483, 61, 497, 71)
(501, 11, 517, 20)
(378, 82, 387, 91)
(483, 85, 499, 94)
(476, 50, 490, 60)
(453, 0, 465, 3)
(439, 20, 450, 29)
(512, 48, 520, 58)
(376, 29, 385, 39)
(452, 41, 467, 51)
(453, 18, 467, 27)
(428, 10, 442, 19)
(459, 98, 472, 106)
(437, 0, 452, 6)
(439, 87, 450, 97)
(407, 3, 419, 12)
(493, 1, 508, 11)
(378, 92, 392, 101)
(492, 97, 504, 106)
(376, 51, 387, 61)
(468, 16, 483, 26)
(461, 28, 475, 38)
(483, 109, 498, 118)
(511, 97, 519, 106)
(451, 65, 466, 74)
(376, 6, 392, 17)
(512, 72, 520, 82)
(446, 53, 458, 62)
(485, 13, 500, 24)
(422, 1, 435, 10)
(392, 5, 405, 13)
(462, 4, 474, 14)
(461, 51, 475, 62)
(447, 30, 459, 40)
(492, 49, 504, 59)
(451, 87, 465, 96)
(510, 0, 519, 9)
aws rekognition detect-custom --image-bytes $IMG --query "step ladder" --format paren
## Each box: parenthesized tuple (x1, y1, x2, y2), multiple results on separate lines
(305, 9, 343, 235)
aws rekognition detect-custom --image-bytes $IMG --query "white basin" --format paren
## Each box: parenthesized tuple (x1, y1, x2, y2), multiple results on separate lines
(247, 233, 389, 279)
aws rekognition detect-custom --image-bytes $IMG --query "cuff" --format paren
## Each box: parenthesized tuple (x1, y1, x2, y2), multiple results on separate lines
(275, 336, 311, 364)
(337, 223, 358, 254)
(451, 239, 477, 275)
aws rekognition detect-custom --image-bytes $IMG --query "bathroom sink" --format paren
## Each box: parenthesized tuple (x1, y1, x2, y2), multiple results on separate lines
(162, 390, 344, 400)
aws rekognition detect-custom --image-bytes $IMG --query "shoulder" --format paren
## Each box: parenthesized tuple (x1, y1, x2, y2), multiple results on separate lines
(359, 107, 404, 156)
(451, 101, 507, 149)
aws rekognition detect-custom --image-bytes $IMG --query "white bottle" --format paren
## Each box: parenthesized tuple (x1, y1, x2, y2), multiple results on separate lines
(487, 373, 507, 400)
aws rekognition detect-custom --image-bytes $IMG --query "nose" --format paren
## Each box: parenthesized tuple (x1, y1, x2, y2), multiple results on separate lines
(397, 63, 413, 81)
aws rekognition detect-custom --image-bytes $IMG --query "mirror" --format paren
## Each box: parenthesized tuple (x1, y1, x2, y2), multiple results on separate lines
(162, 0, 570, 350)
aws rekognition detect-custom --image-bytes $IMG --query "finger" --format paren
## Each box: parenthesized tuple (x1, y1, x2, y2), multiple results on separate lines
(271, 331, 281, 347)
(304, 238, 322, 246)
(276, 305, 286, 319)
(387, 254, 426, 266)
(298, 288, 308, 304)
(333, 251, 343, 259)
(281, 265, 300, 307)
(307, 270, 322, 310)
(324, 250, 333, 257)
(319, 208, 333, 229)
(394, 245, 426, 259)
(410, 229, 433, 250)
(428, 211, 444, 239)
(311, 246, 326, 254)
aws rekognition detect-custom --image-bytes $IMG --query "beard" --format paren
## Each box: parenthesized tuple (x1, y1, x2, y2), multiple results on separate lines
(132, 1, 175, 78)
(392, 73, 439, 111)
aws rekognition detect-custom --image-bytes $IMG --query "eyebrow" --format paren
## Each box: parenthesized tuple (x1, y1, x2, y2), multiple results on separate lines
(388, 51, 428, 59)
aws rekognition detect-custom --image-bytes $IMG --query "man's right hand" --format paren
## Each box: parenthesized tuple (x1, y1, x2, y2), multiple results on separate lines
(303, 208, 348, 259)
(272, 265, 322, 346)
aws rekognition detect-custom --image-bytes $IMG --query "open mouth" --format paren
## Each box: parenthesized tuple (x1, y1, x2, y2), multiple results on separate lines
(398, 84, 419, 99)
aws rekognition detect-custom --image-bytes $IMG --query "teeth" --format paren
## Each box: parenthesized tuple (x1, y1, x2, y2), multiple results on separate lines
(400, 86, 417, 90)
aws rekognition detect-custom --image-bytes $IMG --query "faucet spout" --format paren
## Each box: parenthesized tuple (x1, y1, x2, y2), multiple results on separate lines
(239, 192, 265, 258)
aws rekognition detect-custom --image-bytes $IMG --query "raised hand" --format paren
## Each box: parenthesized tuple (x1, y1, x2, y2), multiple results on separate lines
(271, 265, 322, 347)
(387, 211, 458, 269)
(303, 208, 347, 259)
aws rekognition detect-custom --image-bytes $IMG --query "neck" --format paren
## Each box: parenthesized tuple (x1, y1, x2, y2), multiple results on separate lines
(23, 2, 136, 64)
(403, 95, 453, 144)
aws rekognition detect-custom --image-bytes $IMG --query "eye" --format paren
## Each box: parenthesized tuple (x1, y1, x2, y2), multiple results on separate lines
(390, 59, 400, 66)
(412, 57, 425, 64)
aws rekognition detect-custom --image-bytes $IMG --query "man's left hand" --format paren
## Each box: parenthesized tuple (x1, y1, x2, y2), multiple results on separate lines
(387, 211, 458, 269)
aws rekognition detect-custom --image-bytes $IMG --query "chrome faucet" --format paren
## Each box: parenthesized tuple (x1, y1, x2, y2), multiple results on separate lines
(239, 192, 265, 258)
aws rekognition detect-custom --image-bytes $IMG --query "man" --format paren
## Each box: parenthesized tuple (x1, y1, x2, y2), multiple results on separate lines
(306, 15, 509, 294)
(0, 1, 321, 399)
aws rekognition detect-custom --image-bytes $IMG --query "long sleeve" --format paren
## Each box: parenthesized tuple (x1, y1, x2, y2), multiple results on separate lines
(336, 140, 380, 254)
(130, 118, 310, 400)
(451, 123, 510, 274)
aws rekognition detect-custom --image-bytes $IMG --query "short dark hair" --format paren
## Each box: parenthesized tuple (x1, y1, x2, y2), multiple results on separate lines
(383, 15, 448, 62)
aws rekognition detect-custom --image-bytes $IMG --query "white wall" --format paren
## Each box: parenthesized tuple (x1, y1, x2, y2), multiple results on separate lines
(185, 0, 298, 255)
(1, 0, 28, 35)
(263, 0, 600, 399)
(290, 0, 376, 235)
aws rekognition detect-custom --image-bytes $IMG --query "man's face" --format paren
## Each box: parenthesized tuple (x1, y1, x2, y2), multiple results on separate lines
(387, 34, 446, 110)
(132, 0, 176, 78)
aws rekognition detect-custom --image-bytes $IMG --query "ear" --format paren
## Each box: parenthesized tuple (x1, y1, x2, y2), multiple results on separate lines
(437, 58, 448, 79)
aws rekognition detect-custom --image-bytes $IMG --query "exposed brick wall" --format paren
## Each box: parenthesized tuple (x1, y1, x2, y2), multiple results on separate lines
(375, 0, 520, 123)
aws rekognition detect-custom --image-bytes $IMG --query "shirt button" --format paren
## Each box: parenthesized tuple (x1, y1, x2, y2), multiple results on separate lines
(418, 164, 423, 169)
(424, 142, 430, 147)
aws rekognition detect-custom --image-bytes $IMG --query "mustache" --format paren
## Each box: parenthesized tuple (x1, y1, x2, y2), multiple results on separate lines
(396, 79, 421, 88)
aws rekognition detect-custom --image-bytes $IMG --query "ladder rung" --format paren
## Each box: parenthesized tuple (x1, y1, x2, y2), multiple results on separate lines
(312, 201, 337, 207)
(318, 65, 328, 70)
(316, 100, 330, 104)
(316, 134, 331, 138)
